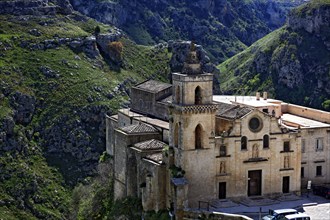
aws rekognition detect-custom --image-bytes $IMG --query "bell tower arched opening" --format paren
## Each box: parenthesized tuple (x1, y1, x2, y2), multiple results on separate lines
(195, 86, 202, 105)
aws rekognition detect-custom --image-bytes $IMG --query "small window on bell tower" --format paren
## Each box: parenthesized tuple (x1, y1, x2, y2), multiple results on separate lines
(195, 86, 202, 105)
(195, 124, 203, 149)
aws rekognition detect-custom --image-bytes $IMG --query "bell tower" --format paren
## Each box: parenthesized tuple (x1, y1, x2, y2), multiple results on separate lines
(169, 42, 218, 208)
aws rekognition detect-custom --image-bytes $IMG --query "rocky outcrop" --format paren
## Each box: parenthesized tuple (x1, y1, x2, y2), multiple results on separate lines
(0, 0, 72, 16)
(218, 1, 330, 110)
(42, 105, 110, 183)
(69, 0, 305, 62)
(10, 92, 36, 126)
(288, 2, 330, 34)
(51, 0, 73, 15)
(95, 31, 124, 62)
(19, 34, 102, 59)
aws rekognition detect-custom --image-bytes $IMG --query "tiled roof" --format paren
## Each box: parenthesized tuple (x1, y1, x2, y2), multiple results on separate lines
(216, 102, 237, 115)
(144, 152, 163, 164)
(120, 123, 158, 134)
(134, 80, 172, 93)
(216, 103, 252, 119)
(134, 139, 166, 151)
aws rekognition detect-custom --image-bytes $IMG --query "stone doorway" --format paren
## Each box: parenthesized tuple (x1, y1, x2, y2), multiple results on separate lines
(282, 176, 290, 193)
(218, 182, 226, 199)
(248, 170, 262, 196)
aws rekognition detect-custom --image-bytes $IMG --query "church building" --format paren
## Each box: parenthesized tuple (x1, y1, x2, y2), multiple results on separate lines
(106, 44, 330, 217)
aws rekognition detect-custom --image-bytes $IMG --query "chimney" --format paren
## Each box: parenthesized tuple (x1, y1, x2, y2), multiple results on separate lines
(263, 92, 268, 100)
(256, 92, 260, 101)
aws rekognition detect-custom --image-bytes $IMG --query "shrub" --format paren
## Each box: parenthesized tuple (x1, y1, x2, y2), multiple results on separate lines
(322, 99, 330, 110)
(94, 26, 101, 36)
(108, 41, 123, 63)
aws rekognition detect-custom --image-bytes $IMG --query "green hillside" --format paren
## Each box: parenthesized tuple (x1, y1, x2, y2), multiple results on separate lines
(70, 0, 307, 63)
(218, 0, 330, 110)
(0, 12, 170, 218)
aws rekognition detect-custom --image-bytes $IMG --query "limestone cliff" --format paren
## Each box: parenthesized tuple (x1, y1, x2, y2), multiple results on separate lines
(0, 1, 171, 217)
(218, 0, 330, 110)
(69, 0, 307, 63)
(0, 0, 73, 15)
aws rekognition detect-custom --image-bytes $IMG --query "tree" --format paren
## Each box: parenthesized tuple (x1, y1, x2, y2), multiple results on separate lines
(94, 25, 101, 36)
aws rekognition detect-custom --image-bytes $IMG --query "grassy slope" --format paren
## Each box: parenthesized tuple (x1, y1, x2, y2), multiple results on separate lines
(217, 0, 330, 109)
(0, 13, 170, 219)
(218, 27, 283, 94)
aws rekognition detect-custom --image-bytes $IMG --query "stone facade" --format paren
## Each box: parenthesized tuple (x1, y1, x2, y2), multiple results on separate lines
(214, 108, 301, 200)
(106, 44, 330, 217)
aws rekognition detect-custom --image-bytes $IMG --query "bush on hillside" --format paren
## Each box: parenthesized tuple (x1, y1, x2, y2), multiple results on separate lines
(108, 41, 123, 63)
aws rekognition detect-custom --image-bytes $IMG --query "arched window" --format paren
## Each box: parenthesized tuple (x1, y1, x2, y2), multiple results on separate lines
(195, 124, 203, 149)
(241, 136, 247, 150)
(176, 85, 180, 104)
(174, 123, 179, 148)
(195, 86, 202, 105)
(263, 135, 269, 148)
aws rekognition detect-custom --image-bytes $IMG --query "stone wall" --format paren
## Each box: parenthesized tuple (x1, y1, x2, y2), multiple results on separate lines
(106, 115, 117, 155)
(172, 73, 213, 105)
(113, 129, 162, 200)
(283, 103, 330, 123)
(216, 110, 301, 199)
(301, 127, 330, 186)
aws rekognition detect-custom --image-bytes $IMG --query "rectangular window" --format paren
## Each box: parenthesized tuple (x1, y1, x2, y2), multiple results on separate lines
(316, 166, 322, 176)
(301, 167, 304, 178)
(316, 138, 323, 152)
(241, 136, 247, 150)
(284, 141, 290, 152)
(220, 145, 226, 156)
(302, 139, 305, 153)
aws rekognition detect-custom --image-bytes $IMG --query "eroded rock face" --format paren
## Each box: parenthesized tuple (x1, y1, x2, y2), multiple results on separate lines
(218, 2, 329, 109)
(288, 4, 330, 34)
(42, 105, 111, 183)
(10, 92, 36, 126)
(95, 31, 124, 59)
(69, 0, 305, 62)
(70, 0, 127, 26)
(0, 0, 72, 16)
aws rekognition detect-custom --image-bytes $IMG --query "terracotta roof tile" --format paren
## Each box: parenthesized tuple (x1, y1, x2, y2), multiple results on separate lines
(134, 139, 166, 151)
(120, 123, 158, 134)
(216, 103, 252, 119)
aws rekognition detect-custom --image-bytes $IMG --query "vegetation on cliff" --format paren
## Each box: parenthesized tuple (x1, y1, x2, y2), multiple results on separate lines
(69, 0, 307, 63)
(217, 0, 330, 110)
(1, 0, 329, 219)
(0, 10, 170, 218)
